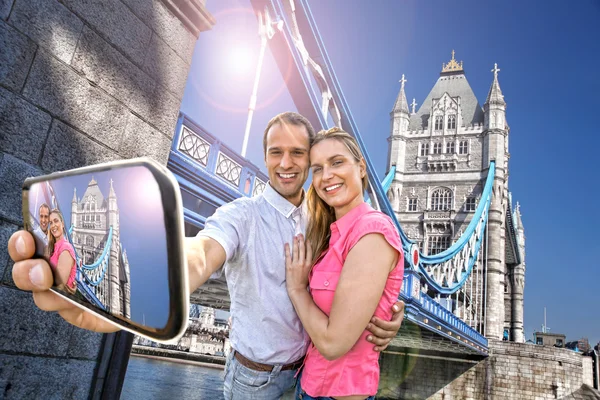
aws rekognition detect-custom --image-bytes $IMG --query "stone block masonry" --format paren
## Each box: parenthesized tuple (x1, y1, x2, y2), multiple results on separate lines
(0, 0, 214, 398)
(377, 340, 599, 399)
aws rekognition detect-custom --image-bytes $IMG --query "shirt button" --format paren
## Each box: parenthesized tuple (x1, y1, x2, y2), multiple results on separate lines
(324, 281, 329, 287)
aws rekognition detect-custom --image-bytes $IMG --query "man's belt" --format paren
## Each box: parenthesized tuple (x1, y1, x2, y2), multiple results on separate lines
(233, 351, 304, 372)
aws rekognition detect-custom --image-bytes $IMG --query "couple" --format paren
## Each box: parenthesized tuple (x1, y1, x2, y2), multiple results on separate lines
(34, 204, 77, 295)
(9, 112, 404, 400)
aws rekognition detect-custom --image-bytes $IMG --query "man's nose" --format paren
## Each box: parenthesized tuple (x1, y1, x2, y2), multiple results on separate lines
(279, 152, 293, 169)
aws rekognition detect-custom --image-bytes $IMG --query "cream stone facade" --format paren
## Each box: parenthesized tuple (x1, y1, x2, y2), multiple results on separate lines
(386, 53, 526, 342)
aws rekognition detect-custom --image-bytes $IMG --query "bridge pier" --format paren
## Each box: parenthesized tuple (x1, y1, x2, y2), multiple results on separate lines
(0, 0, 214, 397)
(378, 340, 595, 399)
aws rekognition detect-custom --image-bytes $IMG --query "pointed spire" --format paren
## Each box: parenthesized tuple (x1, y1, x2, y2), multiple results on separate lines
(89, 176, 97, 186)
(411, 98, 417, 114)
(72, 188, 77, 203)
(392, 74, 409, 114)
(485, 63, 505, 106)
(514, 202, 524, 230)
(109, 178, 116, 198)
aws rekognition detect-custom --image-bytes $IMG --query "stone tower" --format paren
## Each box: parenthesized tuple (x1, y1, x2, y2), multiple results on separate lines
(72, 177, 130, 318)
(386, 52, 525, 341)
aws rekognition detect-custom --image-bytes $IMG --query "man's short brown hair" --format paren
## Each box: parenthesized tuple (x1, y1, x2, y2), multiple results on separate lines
(263, 112, 316, 155)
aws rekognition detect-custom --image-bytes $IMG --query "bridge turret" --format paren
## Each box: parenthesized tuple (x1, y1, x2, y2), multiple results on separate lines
(511, 202, 526, 342)
(387, 74, 410, 210)
(483, 63, 509, 340)
(484, 63, 506, 131)
(71, 188, 78, 243)
(107, 178, 121, 316)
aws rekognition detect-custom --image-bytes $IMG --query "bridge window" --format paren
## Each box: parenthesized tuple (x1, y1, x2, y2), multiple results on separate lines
(433, 143, 442, 155)
(434, 116, 443, 130)
(447, 115, 456, 130)
(459, 140, 469, 154)
(86, 236, 94, 247)
(427, 235, 451, 255)
(420, 143, 429, 156)
(431, 188, 452, 211)
(465, 197, 476, 212)
(408, 198, 418, 211)
(446, 142, 455, 154)
(96, 215, 100, 222)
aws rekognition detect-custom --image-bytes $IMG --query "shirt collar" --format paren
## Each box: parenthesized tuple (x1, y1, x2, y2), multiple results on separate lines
(331, 202, 372, 236)
(263, 182, 305, 219)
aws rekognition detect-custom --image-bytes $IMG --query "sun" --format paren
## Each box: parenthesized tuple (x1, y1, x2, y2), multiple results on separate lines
(227, 46, 256, 76)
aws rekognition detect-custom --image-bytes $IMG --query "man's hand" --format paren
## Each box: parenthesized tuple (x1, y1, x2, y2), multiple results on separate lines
(8, 230, 119, 333)
(366, 300, 405, 351)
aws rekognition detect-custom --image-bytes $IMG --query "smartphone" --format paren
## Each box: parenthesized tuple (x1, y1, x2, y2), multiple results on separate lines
(22, 158, 189, 343)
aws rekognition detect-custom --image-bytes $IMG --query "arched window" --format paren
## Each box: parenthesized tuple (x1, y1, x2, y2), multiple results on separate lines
(91, 203, 95, 211)
(433, 142, 442, 155)
(96, 215, 100, 221)
(459, 140, 469, 154)
(86, 236, 94, 247)
(446, 141, 455, 154)
(447, 115, 456, 130)
(431, 187, 452, 211)
(434, 115, 443, 130)
(420, 143, 429, 156)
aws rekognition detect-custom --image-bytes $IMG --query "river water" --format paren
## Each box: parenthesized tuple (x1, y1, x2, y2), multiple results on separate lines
(121, 356, 225, 399)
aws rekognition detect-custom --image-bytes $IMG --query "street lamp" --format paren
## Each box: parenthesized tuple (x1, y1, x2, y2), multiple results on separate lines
(240, 8, 283, 158)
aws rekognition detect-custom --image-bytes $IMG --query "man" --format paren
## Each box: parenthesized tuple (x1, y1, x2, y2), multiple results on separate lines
(39, 203, 50, 235)
(9, 112, 404, 399)
(30, 203, 50, 252)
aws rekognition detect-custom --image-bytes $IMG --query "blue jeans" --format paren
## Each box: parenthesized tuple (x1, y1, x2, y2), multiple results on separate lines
(223, 351, 299, 399)
(294, 372, 375, 400)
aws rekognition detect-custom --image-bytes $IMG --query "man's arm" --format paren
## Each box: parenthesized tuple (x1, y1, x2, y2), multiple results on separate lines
(365, 300, 405, 351)
(186, 236, 226, 293)
(9, 230, 226, 332)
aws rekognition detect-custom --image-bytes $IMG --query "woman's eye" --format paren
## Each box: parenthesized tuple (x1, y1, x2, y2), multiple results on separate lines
(332, 160, 342, 166)
(312, 167, 322, 173)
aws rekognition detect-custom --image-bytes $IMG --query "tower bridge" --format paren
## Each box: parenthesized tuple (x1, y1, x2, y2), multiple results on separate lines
(176, 0, 527, 360)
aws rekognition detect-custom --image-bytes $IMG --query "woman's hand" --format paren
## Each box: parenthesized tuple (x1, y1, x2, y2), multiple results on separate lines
(284, 234, 313, 295)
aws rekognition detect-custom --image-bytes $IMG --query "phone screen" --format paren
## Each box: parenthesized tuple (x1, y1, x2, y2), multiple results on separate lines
(23, 164, 177, 333)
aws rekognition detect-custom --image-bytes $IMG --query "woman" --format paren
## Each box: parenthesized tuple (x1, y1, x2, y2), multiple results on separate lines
(285, 127, 404, 400)
(46, 209, 78, 295)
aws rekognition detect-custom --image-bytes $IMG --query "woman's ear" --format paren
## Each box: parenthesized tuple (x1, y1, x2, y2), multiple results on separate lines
(359, 158, 366, 178)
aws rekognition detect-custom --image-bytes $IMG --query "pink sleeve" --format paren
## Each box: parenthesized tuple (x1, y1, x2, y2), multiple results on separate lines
(343, 212, 404, 259)
(57, 240, 77, 262)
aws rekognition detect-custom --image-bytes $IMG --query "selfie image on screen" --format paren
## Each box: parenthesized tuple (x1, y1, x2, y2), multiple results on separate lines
(26, 166, 170, 330)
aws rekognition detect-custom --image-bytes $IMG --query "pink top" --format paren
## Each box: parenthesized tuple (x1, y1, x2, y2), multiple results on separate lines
(49, 237, 77, 290)
(301, 202, 404, 397)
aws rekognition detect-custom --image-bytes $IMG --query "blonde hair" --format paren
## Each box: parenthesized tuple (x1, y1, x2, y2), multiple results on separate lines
(306, 127, 369, 265)
(46, 208, 66, 258)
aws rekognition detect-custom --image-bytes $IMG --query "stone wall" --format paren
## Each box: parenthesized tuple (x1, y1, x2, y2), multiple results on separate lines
(0, 0, 213, 397)
(378, 340, 598, 399)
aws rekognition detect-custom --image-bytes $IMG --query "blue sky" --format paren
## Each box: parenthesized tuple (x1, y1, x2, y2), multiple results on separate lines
(28, 166, 170, 328)
(181, 0, 600, 345)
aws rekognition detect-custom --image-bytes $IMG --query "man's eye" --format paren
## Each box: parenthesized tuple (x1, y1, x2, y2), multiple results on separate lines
(312, 167, 322, 173)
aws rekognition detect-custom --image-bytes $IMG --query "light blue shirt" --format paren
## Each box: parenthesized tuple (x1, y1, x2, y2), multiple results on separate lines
(197, 183, 310, 364)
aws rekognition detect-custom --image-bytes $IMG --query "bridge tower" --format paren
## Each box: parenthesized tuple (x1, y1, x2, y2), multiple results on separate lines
(386, 52, 525, 341)
(387, 74, 410, 211)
